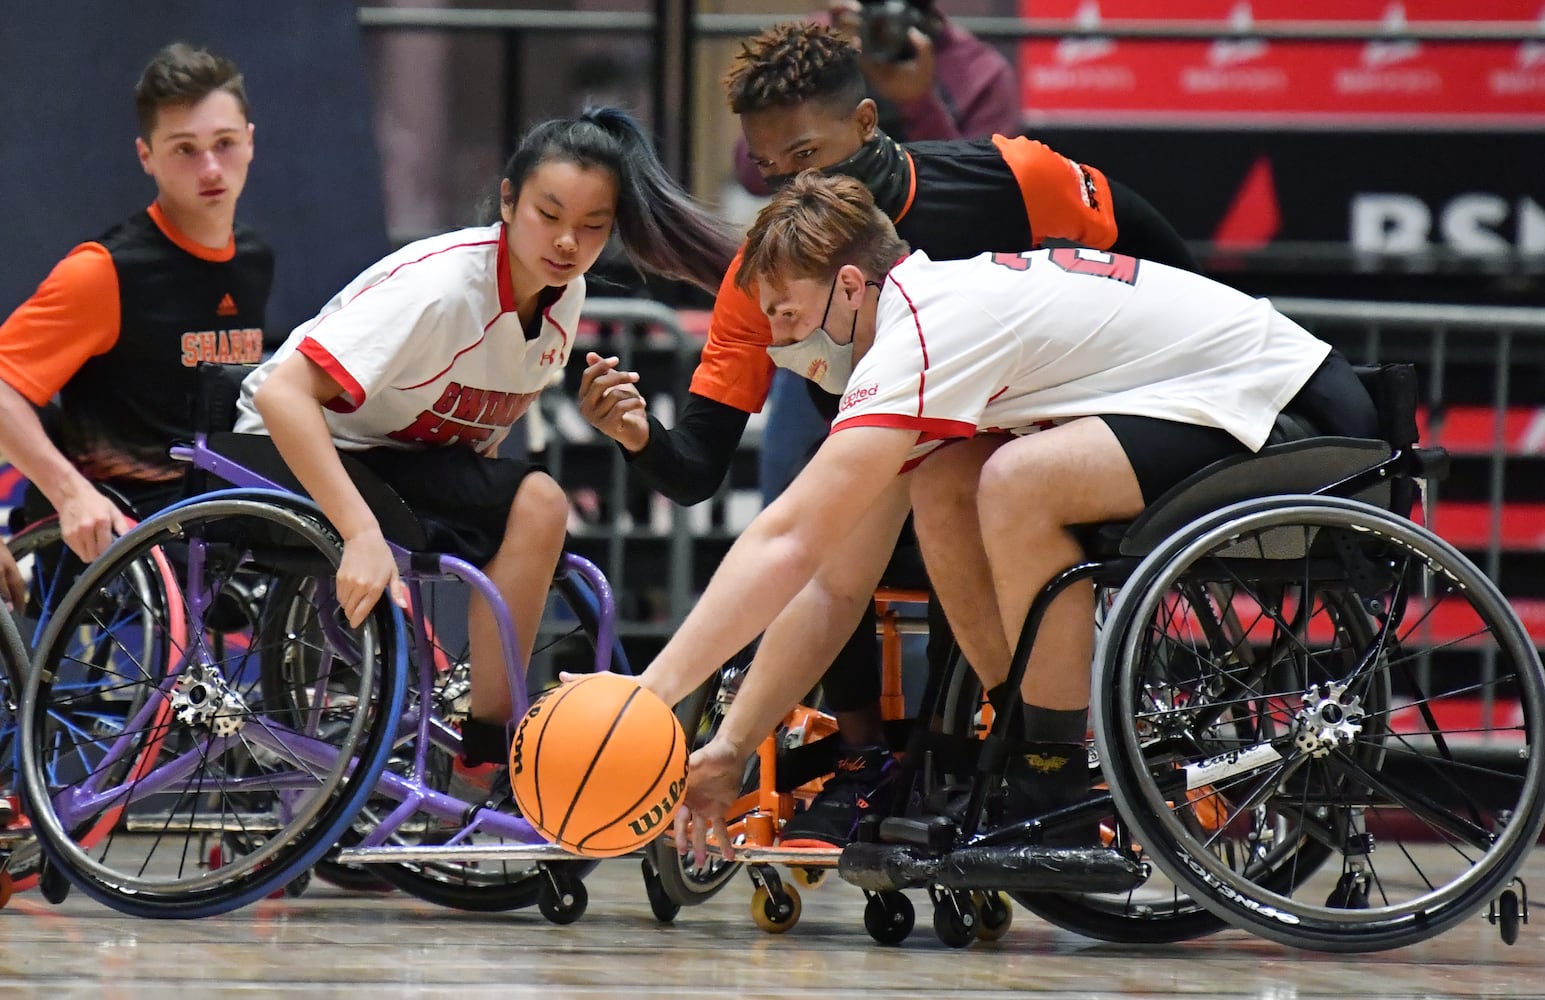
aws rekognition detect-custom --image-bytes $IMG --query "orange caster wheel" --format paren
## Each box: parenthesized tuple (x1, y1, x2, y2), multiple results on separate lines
(972, 891, 1013, 942)
(750, 883, 801, 933)
(788, 866, 825, 889)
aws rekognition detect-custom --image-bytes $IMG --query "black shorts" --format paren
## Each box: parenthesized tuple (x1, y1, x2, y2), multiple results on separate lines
(1102, 350, 1379, 506)
(350, 447, 548, 566)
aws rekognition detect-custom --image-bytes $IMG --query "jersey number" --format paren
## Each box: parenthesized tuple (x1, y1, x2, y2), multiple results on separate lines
(990, 248, 1139, 286)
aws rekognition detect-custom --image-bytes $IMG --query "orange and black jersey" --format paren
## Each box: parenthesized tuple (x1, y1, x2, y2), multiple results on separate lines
(0, 203, 273, 484)
(626, 134, 1197, 505)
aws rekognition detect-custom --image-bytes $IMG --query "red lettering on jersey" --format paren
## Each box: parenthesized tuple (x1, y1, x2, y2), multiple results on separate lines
(990, 252, 1031, 271)
(388, 411, 462, 446)
(430, 383, 461, 415)
(540, 347, 560, 366)
(476, 391, 506, 424)
(453, 387, 487, 421)
(840, 383, 879, 410)
(387, 410, 495, 448)
(199, 332, 218, 361)
(1049, 248, 1139, 285)
(181, 333, 199, 367)
(505, 392, 537, 424)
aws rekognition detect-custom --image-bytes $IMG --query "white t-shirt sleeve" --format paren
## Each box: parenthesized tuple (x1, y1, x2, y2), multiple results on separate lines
(833, 279, 1020, 450)
(297, 275, 457, 412)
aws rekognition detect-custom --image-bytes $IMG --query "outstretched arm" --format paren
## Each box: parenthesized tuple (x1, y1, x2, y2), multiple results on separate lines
(578, 352, 751, 506)
(253, 354, 409, 627)
(637, 424, 915, 709)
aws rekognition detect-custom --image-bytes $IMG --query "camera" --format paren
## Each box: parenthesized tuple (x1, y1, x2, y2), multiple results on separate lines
(858, 0, 929, 64)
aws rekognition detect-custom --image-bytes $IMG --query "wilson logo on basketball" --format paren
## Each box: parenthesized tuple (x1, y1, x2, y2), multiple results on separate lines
(627, 777, 686, 837)
(510, 700, 542, 776)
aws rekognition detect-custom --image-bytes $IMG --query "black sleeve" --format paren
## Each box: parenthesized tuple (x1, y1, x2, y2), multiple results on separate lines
(1107, 178, 1201, 274)
(622, 391, 751, 506)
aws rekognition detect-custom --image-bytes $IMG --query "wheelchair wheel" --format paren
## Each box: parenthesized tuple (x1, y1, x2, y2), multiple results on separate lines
(642, 648, 755, 910)
(1094, 496, 1545, 952)
(269, 569, 616, 911)
(938, 575, 1349, 944)
(4, 517, 177, 888)
(19, 494, 406, 918)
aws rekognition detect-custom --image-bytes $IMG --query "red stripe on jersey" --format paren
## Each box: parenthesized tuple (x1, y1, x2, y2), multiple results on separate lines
(397, 331, 490, 391)
(544, 291, 572, 354)
(299, 339, 367, 412)
(495, 227, 516, 313)
(887, 274, 929, 416)
(832, 413, 976, 438)
(987, 386, 1009, 403)
(310, 238, 503, 341)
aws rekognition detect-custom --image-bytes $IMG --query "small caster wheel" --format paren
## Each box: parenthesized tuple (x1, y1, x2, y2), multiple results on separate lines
(750, 883, 802, 934)
(863, 891, 914, 945)
(39, 860, 70, 905)
(932, 892, 978, 949)
(788, 866, 825, 889)
(539, 870, 589, 925)
(972, 891, 1013, 942)
(0, 869, 13, 910)
(1326, 872, 1369, 909)
(642, 859, 681, 923)
(1497, 889, 1522, 946)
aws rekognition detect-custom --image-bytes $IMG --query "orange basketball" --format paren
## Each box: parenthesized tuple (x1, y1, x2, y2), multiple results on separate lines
(508, 672, 688, 858)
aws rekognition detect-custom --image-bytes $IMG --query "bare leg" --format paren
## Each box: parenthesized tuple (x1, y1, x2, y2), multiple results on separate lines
(975, 419, 1144, 711)
(910, 436, 1015, 688)
(467, 472, 569, 723)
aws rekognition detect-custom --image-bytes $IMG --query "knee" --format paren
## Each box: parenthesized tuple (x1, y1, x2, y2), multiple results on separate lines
(508, 472, 568, 540)
(912, 446, 983, 516)
(978, 452, 1059, 531)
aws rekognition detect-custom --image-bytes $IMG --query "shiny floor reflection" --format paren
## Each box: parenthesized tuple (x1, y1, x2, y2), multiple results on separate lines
(0, 847, 1541, 999)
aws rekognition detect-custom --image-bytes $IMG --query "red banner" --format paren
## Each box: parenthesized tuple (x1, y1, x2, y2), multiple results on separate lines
(1019, 1, 1545, 124)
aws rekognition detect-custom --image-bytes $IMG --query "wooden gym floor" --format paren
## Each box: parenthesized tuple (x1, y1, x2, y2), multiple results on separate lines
(0, 845, 1542, 998)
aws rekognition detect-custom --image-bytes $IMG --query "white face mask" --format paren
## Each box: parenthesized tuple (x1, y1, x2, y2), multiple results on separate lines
(767, 328, 854, 395)
(765, 276, 855, 395)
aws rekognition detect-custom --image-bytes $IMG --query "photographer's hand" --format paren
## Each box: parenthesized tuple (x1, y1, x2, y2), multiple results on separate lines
(827, 0, 863, 38)
(860, 27, 937, 104)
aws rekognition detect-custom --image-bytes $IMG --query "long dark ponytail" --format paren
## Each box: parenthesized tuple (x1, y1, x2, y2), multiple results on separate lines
(500, 107, 738, 293)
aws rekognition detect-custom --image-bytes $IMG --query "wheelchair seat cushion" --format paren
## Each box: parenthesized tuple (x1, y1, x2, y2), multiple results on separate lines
(1083, 436, 1391, 558)
(206, 432, 430, 552)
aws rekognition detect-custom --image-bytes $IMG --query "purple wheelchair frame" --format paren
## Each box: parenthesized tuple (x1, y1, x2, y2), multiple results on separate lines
(155, 430, 628, 865)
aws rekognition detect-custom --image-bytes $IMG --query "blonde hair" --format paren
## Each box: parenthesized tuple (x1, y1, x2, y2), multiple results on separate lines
(736, 172, 908, 291)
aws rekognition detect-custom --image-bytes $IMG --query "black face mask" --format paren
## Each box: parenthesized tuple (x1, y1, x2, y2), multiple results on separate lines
(764, 131, 912, 218)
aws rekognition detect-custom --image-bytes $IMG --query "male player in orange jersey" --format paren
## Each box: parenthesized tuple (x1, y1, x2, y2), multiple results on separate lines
(0, 42, 272, 562)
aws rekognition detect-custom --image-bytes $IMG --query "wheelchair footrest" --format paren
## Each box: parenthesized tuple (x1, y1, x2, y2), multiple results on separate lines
(872, 815, 959, 851)
(839, 841, 1147, 894)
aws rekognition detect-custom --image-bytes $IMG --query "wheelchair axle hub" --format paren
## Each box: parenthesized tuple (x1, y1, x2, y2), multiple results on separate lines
(171, 663, 248, 737)
(1294, 682, 1364, 758)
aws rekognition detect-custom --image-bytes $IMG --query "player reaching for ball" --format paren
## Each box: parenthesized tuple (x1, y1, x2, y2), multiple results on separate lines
(235, 108, 737, 796)
(633, 172, 1378, 862)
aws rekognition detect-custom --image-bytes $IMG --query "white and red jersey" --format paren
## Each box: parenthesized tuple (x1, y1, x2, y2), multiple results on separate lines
(833, 249, 1330, 467)
(235, 223, 582, 452)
